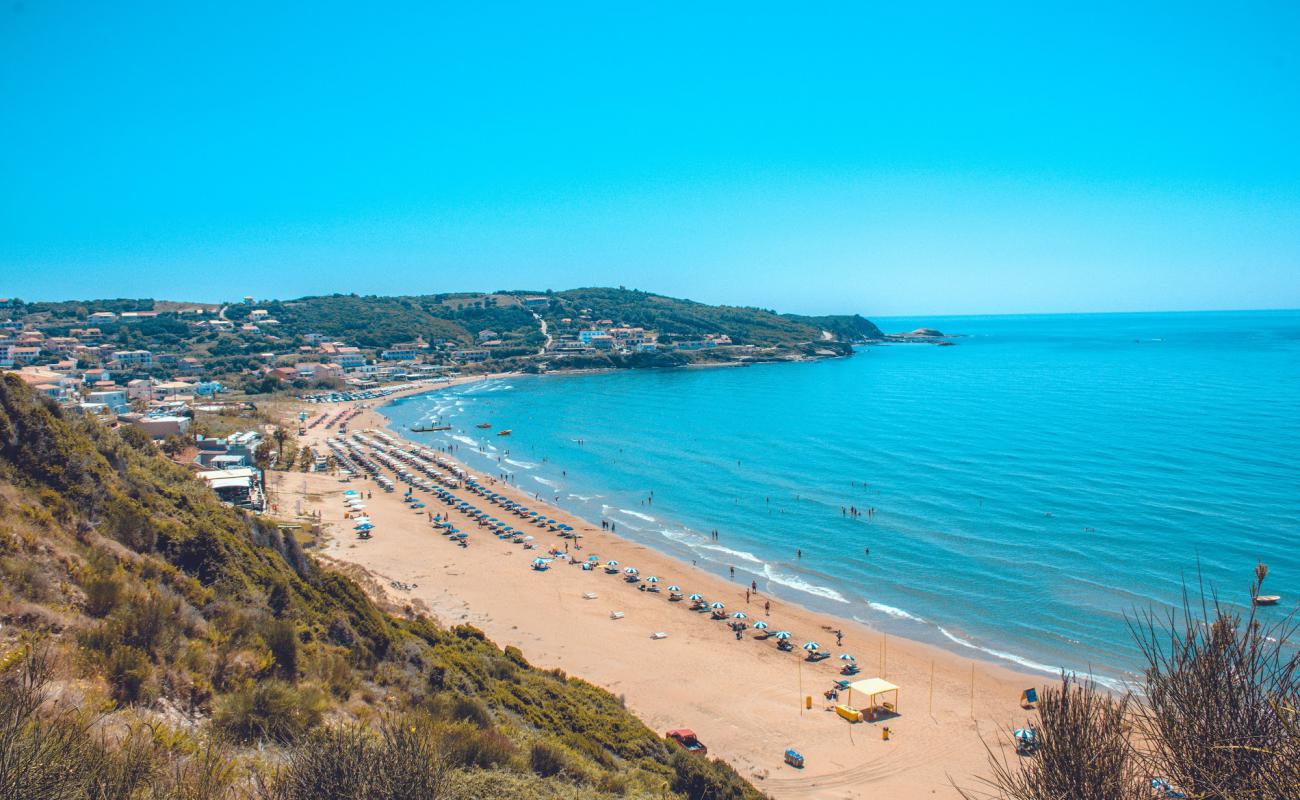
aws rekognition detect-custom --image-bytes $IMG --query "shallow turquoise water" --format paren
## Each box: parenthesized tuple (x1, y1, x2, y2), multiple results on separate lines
(383, 310, 1300, 683)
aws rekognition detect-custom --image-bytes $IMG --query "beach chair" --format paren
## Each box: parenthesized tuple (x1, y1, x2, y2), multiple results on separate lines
(609, 611, 625, 620)
(806, 651, 829, 662)
(582, 592, 598, 600)
(777, 640, 794, 652)
(650, 632, 668, 640)
(840, 664, 860, 676)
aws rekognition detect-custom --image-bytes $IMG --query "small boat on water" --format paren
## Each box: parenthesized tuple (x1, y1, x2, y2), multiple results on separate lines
(476, 423, 492, 429)
(497, 429, 512, 436)
(411, 424, 451, 432)
(1254, 595, 1281, 606)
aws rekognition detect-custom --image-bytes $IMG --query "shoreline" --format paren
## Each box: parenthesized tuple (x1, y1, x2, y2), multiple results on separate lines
(274, 377, 1037, 797)
(375, 372, 1126, 687)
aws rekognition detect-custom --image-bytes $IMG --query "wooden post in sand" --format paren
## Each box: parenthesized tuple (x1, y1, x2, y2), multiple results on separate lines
(883, 634, 888, 679)
(929, 660, 934, 715)
(970, 663, 975, 719)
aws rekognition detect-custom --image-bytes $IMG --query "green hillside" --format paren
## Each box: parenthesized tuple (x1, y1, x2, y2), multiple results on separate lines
(0, 375, 760, 800)
(546, 287, 882, 346)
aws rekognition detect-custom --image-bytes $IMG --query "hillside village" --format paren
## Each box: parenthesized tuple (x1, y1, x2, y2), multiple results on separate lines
(2, 289, 880, 415)
(1, 289, 881, 516)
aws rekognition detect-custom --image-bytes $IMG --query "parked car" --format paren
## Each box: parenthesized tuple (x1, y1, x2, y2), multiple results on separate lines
(666, 729, 707, 755)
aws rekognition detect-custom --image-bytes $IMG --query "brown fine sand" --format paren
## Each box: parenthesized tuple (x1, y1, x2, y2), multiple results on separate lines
(272, 378, 1037, 799)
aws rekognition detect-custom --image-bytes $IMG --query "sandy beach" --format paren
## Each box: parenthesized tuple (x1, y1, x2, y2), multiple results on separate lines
(271, 378, 1034, 799)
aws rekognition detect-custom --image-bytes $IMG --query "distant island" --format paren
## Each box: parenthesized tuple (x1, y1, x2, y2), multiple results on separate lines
(1, 288, 885, 398)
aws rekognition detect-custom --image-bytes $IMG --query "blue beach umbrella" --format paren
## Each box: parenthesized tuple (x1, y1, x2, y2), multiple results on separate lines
(802, 641, 821, 651)
(773, 631, 792, 640)
(753, 621, 769, 630)
(645, 576, 660, 583)
(839, 653, 855, 662)
(732, 611, 748, 620)
(606, 560, 620, 568)
(624, 567, 639, 575)
(666, 585, 681, 592)
(689, 594, 704, 601)
(710, 602, 726, 610)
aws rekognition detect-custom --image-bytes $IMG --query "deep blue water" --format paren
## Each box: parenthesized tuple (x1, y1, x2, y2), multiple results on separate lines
(383, 310, 1300, 683)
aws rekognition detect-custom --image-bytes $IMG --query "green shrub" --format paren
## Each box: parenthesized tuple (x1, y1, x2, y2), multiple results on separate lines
(82, 570, 124, 618)
(106, 645, 152, 704)
(437, 721, 515, 770)
(529, 739, 578, 780)
(213, 680, 324, 743)
(263, 618, 299, 681)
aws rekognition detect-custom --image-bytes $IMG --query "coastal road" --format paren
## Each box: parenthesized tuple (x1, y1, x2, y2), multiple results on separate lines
(534, 312, 551, 354)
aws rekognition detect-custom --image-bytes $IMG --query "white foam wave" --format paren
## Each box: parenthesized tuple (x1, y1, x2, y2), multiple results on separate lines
(868, 601, 925, 622)
(450, 435, 477, 446)
(568, 494, 598, 502)
(619, 509, 656, 522)
(699, 543, 764, 565)
(532, 476, 560, 489)
(504, 458, 537, 469)
(762, 566, 849, 603)
(935, 626, 1124, 690)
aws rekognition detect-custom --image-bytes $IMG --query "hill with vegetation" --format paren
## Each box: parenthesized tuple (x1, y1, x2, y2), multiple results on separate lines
(544, 288, 882, 346)
(0, 375, 761, 800)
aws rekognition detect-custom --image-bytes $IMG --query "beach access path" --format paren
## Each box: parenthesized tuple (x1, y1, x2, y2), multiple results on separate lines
(274, 382, 1033, 799)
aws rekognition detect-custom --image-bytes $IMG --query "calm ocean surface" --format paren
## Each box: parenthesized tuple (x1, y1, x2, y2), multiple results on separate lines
(383, 310, 1300, 683)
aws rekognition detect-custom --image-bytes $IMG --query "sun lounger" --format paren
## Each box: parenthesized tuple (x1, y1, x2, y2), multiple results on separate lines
(582, 592, 598, 599)
(609, 611, 625, 620)
(777, 640, 794, 651)
(806, 651, 830, 662)
(650, 632, 668, 640)
(834, 704, 863, 723)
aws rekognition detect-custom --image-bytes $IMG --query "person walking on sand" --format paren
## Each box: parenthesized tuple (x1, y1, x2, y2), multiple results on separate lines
(751, 579, 757, 592)
(729, 566, 735, 579)
(746, 589, 750, 603)
(764, 600, 770, 616)
(835, 630, 843, 647)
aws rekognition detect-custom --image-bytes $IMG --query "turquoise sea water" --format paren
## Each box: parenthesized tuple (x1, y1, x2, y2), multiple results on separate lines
(383, 310, 1300, 683)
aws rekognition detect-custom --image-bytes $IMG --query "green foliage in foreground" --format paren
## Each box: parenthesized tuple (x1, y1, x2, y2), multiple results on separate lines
(0, 375, 762, 799)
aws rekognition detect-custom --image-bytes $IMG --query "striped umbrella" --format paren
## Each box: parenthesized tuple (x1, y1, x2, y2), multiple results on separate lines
(709, 602, 726, 610)
(839, 653, 855, 662)
(689, 594, 704, 601)
(605, 560, 620, 567)
(773, 631, 792, 640)
(623, 567, 639, 575)
(645, 576, 660, 583)
(802, 641, 821, 651)
(732, 611, 748, 620)
(666, 585, 681, 592)
(753, 621, 769, 630)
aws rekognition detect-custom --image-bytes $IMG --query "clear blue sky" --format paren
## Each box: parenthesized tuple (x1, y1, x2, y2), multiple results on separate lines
(3, 2, 1298, 315)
